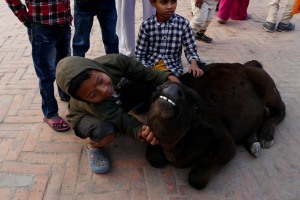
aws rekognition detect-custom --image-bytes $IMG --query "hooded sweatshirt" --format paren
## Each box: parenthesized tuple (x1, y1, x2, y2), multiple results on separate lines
(56, 54, 173, 139)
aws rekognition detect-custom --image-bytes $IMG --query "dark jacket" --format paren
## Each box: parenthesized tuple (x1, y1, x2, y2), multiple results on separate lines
(56, 54, 173, 139)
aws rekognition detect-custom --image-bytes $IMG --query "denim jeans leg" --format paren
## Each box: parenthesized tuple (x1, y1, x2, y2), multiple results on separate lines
(30, 24, 61, 118)
(56, 25, 71, 100)
(72, 2, 94, 57)
(97, 0, 119, 54)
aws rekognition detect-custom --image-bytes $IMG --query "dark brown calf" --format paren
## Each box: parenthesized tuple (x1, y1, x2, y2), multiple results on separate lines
(146, 60, 286, 189)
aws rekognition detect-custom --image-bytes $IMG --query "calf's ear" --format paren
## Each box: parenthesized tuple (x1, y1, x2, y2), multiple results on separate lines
(184, 86, 205, 113)
(189, 115, 213, 133)
(244, 60, 263, 68)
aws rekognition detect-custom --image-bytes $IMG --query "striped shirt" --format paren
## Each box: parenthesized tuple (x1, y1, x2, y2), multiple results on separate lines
(6, 0, 72, 26)
(136, 13, 203, 77)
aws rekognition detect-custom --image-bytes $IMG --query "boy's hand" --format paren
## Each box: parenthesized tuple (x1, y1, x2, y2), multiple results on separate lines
(189, 60, 204, 77)
(167, 75, 181, 83)
(138, 125, 159, 145)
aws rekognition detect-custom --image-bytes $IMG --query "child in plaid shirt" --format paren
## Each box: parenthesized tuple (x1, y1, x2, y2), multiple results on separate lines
(136, 0, 206, 78)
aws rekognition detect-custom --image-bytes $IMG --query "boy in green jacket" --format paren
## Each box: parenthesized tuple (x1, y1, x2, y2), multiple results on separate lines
(56, 54, 180, 173)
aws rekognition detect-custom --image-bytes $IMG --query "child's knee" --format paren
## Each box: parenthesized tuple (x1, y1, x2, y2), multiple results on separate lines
(77, 115, 117, 142)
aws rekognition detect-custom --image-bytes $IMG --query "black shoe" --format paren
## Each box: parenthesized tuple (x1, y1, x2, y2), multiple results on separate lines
(195, 32, 212, 43)
(262, 22, 276, 32)
(276, 22, 295, 32)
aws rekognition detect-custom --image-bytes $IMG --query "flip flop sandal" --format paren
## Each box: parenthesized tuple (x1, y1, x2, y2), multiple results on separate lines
(43, 117, 70, 132)
(87, 147, 111, 174)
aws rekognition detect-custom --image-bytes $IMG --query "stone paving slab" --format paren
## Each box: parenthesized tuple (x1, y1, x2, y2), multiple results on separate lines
(0, 0, 300, 199)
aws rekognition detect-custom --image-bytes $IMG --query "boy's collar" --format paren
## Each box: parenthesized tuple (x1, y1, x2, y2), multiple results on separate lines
(155, 13, 177, 26)
(156, 13, 166, 23)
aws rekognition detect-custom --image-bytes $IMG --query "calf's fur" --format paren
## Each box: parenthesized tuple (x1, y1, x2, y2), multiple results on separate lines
(146, 60, 286, 189)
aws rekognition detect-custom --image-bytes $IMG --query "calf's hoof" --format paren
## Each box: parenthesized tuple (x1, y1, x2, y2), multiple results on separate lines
(146, 144, 168, 168)
(188, 174, 209, 190)
(250, 142, 261, 158)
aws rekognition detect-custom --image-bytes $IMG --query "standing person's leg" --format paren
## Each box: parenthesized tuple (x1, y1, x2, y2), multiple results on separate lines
(263, 0, 280, 32)
(191, 2, 213, 43)
(217, 0, 234, 23)
(142, 0, 155, 21)
(191, 0, 197, 16)
(116, 0, 136, 57)
(29, 24, 70, 131)
(207, 1, 218, 22)
(72, 1, 94, 57)
(267, 0, 280, 23)
(55, 25, 71, 101)
(230, 0, 250, 20)
(97, 0, 119, 54)
(276, 0, 296, 31)
(201, 0, 218, 41)
(191, 0, 196, 13)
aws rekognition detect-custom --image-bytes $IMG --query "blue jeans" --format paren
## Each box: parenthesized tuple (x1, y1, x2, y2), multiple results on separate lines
(73, 0, 119, 56)
(28, 23, 71, 118)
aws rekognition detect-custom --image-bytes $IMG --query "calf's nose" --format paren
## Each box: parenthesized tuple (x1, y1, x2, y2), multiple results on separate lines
(162, 83, 184, 101)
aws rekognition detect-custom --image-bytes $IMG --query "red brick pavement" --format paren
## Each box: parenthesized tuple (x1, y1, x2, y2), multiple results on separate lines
(1, 0, 300, 199)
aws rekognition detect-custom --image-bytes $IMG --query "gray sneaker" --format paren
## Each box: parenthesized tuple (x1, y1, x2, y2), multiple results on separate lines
(276, 22, 295, 32)
(262, 22, 276, 32)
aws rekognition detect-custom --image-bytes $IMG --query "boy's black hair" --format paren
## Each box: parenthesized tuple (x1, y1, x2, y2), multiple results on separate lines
(68, 69, 93, 99)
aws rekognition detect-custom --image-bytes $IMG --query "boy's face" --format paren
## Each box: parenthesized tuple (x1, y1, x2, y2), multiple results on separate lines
(75, 70, 114, 103)
(151, 0, 177, 22)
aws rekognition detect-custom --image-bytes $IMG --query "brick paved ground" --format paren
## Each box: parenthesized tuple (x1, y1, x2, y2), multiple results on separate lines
(1, 0, 300, 199)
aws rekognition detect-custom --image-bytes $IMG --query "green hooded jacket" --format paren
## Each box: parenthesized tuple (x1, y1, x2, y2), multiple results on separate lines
(56, 54, 173, 139)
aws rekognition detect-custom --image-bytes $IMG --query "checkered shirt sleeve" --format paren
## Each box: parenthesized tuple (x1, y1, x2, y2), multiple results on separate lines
(5, 0, 29, 23)
(6, 0, 72, 25)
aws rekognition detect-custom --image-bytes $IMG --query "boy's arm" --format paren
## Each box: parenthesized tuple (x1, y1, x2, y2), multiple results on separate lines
(182, 21, 206, 77)
(135, 24, 149, 66)
(88, 101, 147, 140)
(5, 0, 30, 27)
(97, 54, 174, 85)
(87, 102, 161, 145)
(124, 56, 175, 84)
(182, 21, 203, 64)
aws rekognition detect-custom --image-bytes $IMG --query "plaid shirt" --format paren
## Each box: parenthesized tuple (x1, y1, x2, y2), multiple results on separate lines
(136, 14, 202, 77)
(6, 0, 72, 26)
